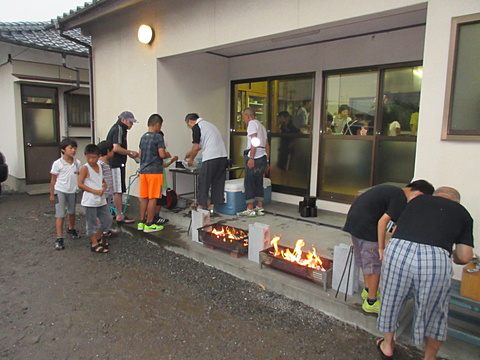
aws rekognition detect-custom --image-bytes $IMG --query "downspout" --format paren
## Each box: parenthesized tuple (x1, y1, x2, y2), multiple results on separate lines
(56, 29, 95, 143)
(62, 52, 80, 138)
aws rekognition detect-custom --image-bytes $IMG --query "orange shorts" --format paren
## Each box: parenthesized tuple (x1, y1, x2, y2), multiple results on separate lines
(139, 173, 163, 199)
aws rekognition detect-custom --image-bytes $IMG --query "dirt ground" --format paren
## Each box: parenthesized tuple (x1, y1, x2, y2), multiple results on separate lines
(0, 193, 427, 360)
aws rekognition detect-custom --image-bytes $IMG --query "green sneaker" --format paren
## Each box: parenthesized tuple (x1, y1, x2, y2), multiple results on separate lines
(255, 207, 265, 216)
(137, 222, 145, 231)
(361, 289, 381, 300)
(144, 223, 164, 233)
(237, 209, 256, 217)
(362, 299, 380, 314)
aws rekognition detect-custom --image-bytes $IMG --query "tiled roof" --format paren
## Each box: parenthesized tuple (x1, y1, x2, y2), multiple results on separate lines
(55, 0, 99, 21)
(0, 21, 90, 55)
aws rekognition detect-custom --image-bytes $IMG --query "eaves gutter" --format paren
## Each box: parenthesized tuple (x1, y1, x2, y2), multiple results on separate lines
(47, 0, 143, 31)
(0, 37, 88, 57)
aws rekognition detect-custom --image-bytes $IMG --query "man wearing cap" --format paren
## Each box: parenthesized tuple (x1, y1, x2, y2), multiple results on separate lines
(106, 111, 139, 223)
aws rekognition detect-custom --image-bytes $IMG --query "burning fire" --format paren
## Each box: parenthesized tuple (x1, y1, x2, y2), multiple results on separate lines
(270, 236, 324, 270)
(211, 226, 248, 246)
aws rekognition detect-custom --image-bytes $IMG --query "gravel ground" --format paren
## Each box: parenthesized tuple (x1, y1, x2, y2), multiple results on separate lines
(0, 193, 427, 360)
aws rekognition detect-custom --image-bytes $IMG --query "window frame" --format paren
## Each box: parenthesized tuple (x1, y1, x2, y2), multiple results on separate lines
(442, 12, 480, 141)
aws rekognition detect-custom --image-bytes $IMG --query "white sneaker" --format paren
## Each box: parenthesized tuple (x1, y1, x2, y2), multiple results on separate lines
(255, 207, 265, 216)
(237, 209, 256, 217)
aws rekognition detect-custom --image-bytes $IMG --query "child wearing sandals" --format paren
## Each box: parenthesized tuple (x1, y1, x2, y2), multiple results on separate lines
(78, 144, 112, 254)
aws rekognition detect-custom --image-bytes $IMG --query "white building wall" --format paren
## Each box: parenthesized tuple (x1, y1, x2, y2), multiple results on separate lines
(0, 61, 22, 181)
(154, 0, 424, 57)
(414, 1, 480, 275)
(88, 3, 159, 193)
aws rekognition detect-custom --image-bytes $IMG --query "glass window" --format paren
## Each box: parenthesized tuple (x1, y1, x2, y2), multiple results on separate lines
(443, 13, 480, 140)
(21, 85, 56, 104)
(66, 94, 90, 127)
(23, 108, 57, 144)
(233, 81, 268, 132)
(380, 66, 422, 136)
(231, 74, 314, 196)
(325, 72, 377, 135)
(319, 64, 421, 202)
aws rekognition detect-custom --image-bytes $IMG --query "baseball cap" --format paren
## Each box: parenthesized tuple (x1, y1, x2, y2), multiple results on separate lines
(118, 111, 138, 123)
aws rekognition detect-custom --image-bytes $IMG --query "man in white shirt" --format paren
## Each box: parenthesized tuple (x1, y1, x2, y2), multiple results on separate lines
(237, 107, 270, 217)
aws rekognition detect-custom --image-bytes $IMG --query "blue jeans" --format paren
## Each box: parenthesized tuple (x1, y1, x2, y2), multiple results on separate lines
(244, 155, 267, 204)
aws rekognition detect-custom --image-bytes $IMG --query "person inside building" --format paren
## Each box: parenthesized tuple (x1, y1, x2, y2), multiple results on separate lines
(332, 104, 351, 134)
(376, 186, 474, 360)
(293, 98, 312, 133)
(277, 111, 300, 171)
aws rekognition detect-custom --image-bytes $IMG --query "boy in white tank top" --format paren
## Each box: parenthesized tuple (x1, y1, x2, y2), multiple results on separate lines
(78, 144, 112, 254)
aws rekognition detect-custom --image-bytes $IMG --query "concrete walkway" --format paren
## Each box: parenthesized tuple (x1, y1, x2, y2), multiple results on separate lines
(120, 201, 478, 360)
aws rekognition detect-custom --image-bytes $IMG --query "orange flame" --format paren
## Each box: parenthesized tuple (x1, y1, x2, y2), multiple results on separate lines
(211, 225, 248, 245)
(270, 236, 324, 270)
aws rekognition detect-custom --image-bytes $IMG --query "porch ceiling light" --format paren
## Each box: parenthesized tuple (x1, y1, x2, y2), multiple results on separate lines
(138, 25, 154, 44)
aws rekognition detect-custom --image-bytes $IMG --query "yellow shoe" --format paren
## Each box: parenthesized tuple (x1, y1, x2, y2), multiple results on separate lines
(361, 289, 381, 300)
(362, 299, 380, 314)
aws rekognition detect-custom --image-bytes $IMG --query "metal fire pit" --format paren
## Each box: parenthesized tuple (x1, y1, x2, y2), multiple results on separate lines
(259, 245, 333, 291)
(197, 223, 248, 256)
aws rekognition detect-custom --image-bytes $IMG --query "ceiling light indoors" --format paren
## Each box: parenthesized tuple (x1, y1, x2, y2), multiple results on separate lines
(138, 25, 154, 44)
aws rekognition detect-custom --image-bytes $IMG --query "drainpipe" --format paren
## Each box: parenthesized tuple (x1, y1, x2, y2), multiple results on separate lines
(56, 29, 95, 143)
(0, 54, 12, 68)
(62, 52, 80, 138)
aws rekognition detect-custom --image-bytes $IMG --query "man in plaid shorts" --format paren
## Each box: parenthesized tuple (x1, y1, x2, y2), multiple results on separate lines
(376, 187, 474, 360)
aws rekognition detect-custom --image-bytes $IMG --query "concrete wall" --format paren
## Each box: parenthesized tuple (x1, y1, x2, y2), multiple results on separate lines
(0, 59, 21, 183)
(414, 1, 480, 277)
(87, 1, 159, 190)
(154, 0, 423, 57)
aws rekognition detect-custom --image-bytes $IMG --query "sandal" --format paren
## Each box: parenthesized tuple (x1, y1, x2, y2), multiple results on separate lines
(376, 338, 393, 360)
(116, 216, 135, 224)
(98, 238, 109, 248)
(91, 244, 109, 254)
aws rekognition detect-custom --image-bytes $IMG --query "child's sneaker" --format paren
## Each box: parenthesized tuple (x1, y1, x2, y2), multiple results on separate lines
(66, 228, 80, 239)
(137, 222, 145, 231)
(237, 209, 256, 217)
(362, 299, 380, 314)
(255, 207, 265, 216)
(144, 223, 164, 233)
(155, 217, 169, 225)
(55, 238, 65, 250)
(361, 289, 381, 300)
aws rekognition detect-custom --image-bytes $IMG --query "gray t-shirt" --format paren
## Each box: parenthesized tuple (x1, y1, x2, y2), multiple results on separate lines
(139, 132, 165, 174)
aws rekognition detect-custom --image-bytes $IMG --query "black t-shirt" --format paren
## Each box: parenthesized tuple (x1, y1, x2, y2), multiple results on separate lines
(343, 185, 407, 242)
(106, 120, 129, 168)
(393, 195, 474, 255)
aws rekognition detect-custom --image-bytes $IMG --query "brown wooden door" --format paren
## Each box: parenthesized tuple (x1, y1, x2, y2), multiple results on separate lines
(21, 85, 60, 184)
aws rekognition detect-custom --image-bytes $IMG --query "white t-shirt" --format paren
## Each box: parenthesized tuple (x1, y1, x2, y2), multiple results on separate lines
(388, 121, 401, 136)
(50, 157, 82, 194)
(246, 119, 268, 159)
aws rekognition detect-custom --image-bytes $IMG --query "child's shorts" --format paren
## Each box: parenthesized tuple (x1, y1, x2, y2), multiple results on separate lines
(139, 174, 163, 199)
(55, 191, 77, 218)
(351, 235, 382, 275)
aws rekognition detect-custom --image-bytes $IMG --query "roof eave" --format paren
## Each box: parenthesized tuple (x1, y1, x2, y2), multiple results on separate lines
(52, 0, 143, 31)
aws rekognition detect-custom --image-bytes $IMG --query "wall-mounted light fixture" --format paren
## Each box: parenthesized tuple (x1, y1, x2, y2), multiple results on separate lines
(138, 25, 154, 44)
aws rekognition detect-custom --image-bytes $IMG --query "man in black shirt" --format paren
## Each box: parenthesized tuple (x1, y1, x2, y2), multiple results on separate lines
(377, 187, 474, 360)
(343, 180, 434, 314)
(106, 111, 139, 224)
